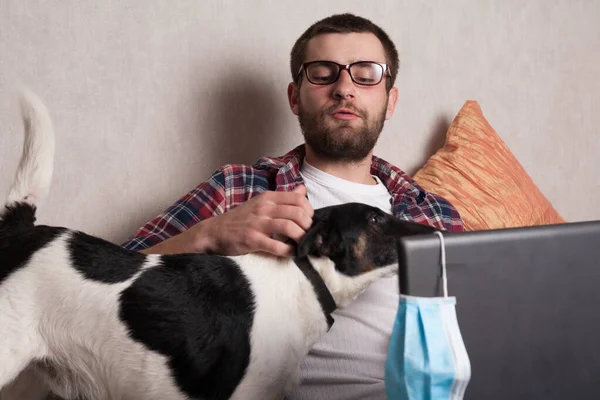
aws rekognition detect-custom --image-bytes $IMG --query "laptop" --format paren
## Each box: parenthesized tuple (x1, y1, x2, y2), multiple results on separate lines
(397, 220, 600, 400)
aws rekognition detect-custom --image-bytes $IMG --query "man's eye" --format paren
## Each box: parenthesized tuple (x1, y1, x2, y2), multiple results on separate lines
(355, 77, 376, 84)
(308, 64, 337, 83)
(312, 74, 333, 83)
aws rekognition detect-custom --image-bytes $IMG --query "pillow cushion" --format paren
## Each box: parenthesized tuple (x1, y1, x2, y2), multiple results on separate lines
(413, 100, 566, 231)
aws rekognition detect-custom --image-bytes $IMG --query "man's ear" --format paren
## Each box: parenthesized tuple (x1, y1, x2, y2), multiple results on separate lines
(288, 82, 300, 116)
(385, 87, 398, 120)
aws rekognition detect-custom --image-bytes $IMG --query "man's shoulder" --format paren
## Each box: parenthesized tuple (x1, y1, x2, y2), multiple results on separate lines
(213, 145, 303, 172)
(252, 144, 305, 170)
(371, 155, 463, 232)
(404, 181, 464, 233)
(209, 145, 304, 189)
(370, 154, 422, 199)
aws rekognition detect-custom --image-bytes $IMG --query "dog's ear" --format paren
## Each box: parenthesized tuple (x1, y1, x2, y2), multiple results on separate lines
(297, 220, 324, 258)
(296, 219, 341, 259)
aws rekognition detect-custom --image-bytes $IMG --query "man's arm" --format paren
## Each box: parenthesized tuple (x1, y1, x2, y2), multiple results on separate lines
(122, 171, 313, 257)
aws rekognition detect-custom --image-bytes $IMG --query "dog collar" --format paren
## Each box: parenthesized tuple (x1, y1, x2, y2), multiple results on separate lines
(294, 257, 336, 330)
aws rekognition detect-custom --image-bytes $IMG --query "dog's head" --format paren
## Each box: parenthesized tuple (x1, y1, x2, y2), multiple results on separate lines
(296, 202, 437, 306)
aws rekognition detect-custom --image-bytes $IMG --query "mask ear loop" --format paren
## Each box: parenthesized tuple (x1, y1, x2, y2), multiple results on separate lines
(433, 231, 448, 298)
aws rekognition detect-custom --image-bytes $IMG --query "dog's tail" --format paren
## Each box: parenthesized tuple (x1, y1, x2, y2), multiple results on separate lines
(1, 90, 55, 228)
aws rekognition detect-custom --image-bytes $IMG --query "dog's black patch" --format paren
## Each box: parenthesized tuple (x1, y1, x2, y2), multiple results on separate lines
(0, 226, 66, 284)
(119, 254, 255, 400)
(68, 231, 146, 283)
(0, 202, 37, 228)
(1, 202, 66, 284)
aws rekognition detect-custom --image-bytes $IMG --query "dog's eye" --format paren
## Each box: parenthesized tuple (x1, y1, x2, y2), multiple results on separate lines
(371, 215, 380, 224)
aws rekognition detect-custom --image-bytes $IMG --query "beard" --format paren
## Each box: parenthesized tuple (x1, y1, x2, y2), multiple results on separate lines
(298, 99, 387, 163)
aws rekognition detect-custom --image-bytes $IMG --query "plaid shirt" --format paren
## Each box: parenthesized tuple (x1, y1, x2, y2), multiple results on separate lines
(122, 145, 463, 250)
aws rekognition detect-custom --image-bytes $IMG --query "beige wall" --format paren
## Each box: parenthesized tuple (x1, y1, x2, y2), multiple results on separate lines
(1, 0, 599, 243)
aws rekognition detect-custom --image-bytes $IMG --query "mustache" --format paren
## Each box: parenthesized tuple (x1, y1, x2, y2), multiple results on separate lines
(324, 103, 365, 119)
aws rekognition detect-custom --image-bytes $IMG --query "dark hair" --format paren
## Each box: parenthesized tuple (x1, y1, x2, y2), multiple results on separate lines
(290, 13, 399, 91)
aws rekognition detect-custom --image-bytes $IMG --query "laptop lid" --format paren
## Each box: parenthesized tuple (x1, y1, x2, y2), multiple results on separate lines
(397, 220, 600, 400)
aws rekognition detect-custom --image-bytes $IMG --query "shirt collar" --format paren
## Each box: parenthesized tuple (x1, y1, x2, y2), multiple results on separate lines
(253, 144, 426, 202)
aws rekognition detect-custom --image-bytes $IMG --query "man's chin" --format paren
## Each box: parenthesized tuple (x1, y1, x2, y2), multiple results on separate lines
(312, 146, 373, 162)
(325, 120, 363, 135)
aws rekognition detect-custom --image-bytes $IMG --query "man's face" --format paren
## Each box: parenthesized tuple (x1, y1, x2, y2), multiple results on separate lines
(288, 32, 398, 162)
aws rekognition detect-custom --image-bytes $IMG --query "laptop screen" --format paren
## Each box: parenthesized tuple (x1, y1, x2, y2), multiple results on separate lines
(397, 221, 600, 399)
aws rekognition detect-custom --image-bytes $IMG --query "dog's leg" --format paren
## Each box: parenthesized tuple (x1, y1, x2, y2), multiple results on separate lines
(0, 365, 50, 400)
(0, 296, 46, 392)
(0, 345, 40, 394)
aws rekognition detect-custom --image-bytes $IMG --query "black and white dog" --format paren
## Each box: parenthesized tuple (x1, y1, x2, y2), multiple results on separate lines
(0, 92, 436, 400)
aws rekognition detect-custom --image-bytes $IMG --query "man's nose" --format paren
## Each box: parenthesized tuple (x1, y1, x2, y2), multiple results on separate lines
(332, 69, 356, 100)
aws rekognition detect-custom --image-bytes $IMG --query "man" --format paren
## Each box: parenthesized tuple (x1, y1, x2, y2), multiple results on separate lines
(123, 13, 463, 399)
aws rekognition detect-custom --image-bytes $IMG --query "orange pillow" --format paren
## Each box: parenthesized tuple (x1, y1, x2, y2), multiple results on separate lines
(413, 101, 565, 231)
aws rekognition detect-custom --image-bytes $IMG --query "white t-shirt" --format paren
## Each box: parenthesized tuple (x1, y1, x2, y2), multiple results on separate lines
(288, 160, 396, 400)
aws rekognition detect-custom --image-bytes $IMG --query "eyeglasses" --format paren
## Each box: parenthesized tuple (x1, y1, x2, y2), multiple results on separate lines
(297, 60, 390, 86)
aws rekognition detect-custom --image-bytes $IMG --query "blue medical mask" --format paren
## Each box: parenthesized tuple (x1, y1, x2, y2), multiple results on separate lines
(385, 231, 471, 400)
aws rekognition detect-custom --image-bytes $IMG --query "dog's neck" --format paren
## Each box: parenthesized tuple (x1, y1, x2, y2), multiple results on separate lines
(294, 257, 336, 330)
(306, 255, 398, 309)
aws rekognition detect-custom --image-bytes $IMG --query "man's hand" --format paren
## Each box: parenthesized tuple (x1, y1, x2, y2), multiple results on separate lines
(141, 185, 313, 257)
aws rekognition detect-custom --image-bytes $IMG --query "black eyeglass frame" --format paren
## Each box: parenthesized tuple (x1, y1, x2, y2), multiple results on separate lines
(296, 60, 391, 86)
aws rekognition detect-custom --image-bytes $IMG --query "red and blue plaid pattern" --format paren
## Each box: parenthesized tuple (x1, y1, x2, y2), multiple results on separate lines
(122, 145, 463, 250)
